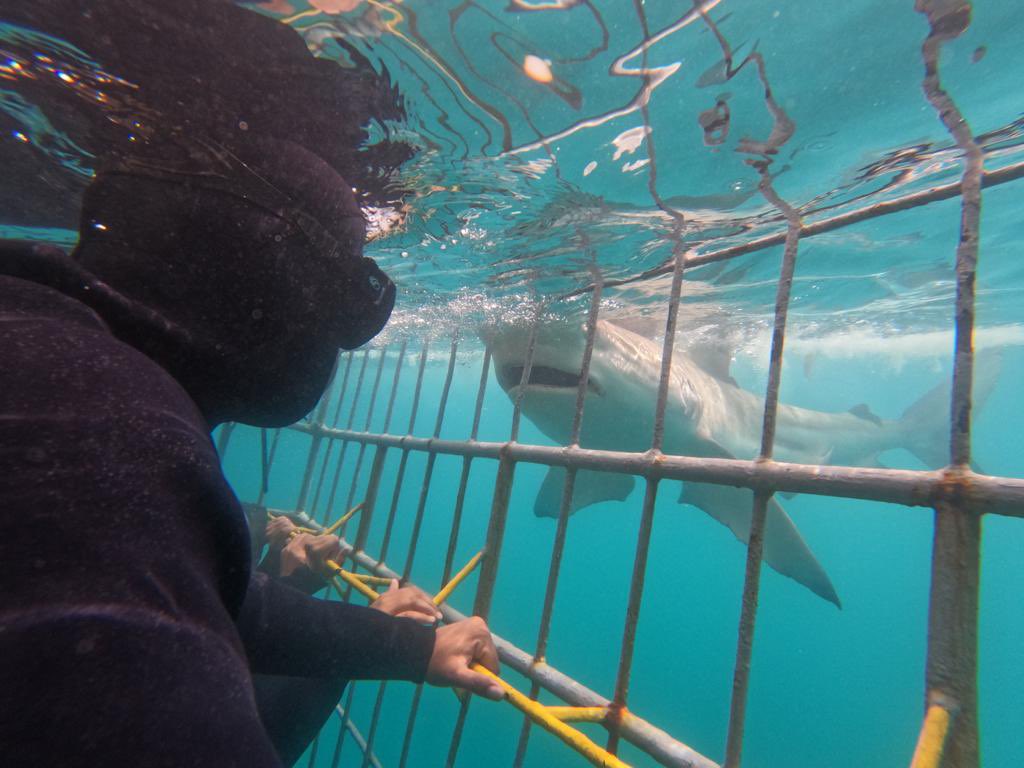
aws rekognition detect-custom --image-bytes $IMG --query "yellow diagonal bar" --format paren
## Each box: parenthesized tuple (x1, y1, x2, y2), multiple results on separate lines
(910, 704, 953, 768)
(471, 665, 631, 768)
(351, 573, 393, 586)
(327, 560, 379, 601)
(322, 502, 365, 537)
(433, 549, 486, 606)
(545, 707, 610, 724)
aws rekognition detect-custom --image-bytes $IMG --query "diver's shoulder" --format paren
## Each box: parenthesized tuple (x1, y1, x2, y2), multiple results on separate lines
(0, 274, 206, 433)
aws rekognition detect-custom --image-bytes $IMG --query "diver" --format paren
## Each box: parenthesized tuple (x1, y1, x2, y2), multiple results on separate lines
(0, 116, 503, 768)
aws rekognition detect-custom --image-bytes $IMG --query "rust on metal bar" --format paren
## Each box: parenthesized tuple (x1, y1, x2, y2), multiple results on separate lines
(916, 4, 984, 766)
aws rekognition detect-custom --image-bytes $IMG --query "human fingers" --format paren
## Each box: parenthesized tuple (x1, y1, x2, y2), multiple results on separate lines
(372, 587, 443, 621)
(472, 622, 501, 676)
(265, 517, 296, 548)
(307, 535, 343, 570)
(446, 664, 505, 702)
(280, 533, 317, 576)
(396, 609, 444, 624)
(426, 619, 503, 700)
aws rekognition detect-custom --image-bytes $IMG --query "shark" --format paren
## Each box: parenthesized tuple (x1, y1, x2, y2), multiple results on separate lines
(484, 320, 992, 608)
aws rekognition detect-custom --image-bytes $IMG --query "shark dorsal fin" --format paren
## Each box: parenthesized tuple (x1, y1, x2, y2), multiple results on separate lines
(687, 343, 737, 386)
(848, 403, 883, 427)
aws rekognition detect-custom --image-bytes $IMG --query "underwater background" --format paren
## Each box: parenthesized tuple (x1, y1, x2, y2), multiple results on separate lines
(3, 0, 1023, 765)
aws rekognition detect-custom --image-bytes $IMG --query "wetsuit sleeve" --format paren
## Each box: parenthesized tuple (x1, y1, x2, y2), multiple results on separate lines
(238, 572, 435, 682)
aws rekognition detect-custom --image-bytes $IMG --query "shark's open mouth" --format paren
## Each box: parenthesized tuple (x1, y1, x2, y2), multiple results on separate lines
(498, 364, 602, 395)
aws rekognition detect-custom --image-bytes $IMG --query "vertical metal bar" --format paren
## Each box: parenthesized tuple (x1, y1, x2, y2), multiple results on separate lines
(379, 341, 430, 563)
(926, 502, 979, 768)
(397, 683, 425, 768)
(354, 343, 408, 554)
(294, 357, 341, 514)
(440, 310, 542, 768)
(303, 354, 356, 520)
(441, 349, 492, 585)
(472, 307, 543, 620)
(329, 684, 360, 768)
(723, 176, 802, 768)
(309, 352, 357, 518)
(440, 350, 493, 768)
(402, 337, 459, 581)
(916, 5, 984, 765)
(359, 682, 388, 768)
(340, 350, 390, 536)
(607, 246, 686, 755)
(350, 344, 411, 768)
(514, 275, 604, 767)
(322, 349, 371, 522)
(445, 697, 473, 768)
(334, 703, 384, 768)
(390, 339, 461, 768)
(255, 428, 281, 506)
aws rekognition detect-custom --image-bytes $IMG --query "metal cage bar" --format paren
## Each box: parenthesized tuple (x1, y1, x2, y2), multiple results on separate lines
(723, 172, 803, 768)
(917, 5, 986, 765)
(514, 275, 604, 767)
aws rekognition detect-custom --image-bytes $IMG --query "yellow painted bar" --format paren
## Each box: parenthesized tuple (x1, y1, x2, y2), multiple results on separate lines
(910, 704, 953, 768)
(328, 561, 379, 601)
(471, 665, 631, 768)
(322, 502, 365, 537)
(351, 573, 393, 586)
(545, 707, 610, 723)
(433, 549, 486, 606)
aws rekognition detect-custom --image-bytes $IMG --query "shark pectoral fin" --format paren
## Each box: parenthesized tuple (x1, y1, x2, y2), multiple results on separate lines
(679, 482, 841, 608)
(534, 467, 636, 518)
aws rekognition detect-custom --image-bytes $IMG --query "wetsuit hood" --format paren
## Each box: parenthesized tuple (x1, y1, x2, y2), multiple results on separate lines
(3, 139, 395, 427)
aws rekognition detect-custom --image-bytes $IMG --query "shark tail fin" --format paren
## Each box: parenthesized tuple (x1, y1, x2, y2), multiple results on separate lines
(900, 349, 1002, 470)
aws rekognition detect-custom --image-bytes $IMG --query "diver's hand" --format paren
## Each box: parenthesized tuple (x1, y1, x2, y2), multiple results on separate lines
(371, 579, 443, 624)
(280, 533, 346, 577)
(425, 617, 504, 701)
(265, 517, 297, 550)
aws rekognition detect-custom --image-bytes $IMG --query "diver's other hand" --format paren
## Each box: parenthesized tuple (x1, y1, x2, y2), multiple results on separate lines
(425, 617, 504, 701)
(371, 579, 443, 624)
(280, 533, 346, 577)
(265, 517, 297, 550)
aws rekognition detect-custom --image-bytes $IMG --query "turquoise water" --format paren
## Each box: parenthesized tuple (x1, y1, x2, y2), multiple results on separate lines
(219, 329, 1024, 768)
(5, 0, 1024, 765)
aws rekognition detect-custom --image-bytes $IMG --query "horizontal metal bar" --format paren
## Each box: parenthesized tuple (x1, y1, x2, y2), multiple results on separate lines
(273, 507, 718, 768)
(291, 425, 1024, 516)
(565, 160, 1024, 298)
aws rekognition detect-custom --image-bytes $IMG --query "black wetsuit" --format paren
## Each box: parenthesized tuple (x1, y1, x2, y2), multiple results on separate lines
(1, 2, 420, 762)
(0, 271, 431, 766)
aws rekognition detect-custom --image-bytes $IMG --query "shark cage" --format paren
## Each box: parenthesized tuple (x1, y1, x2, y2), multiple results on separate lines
(214, 10, 1024, 768)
